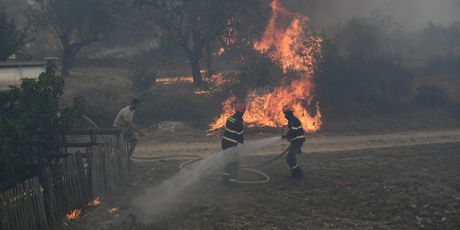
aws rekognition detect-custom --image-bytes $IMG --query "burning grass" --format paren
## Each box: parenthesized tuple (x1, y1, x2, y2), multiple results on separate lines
(210, 0, 322, 132)
(66, 209, 82, 220)
(88, 197, 101, 206)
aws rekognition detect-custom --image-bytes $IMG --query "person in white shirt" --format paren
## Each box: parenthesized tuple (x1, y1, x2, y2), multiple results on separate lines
(113, 98, 144, 156)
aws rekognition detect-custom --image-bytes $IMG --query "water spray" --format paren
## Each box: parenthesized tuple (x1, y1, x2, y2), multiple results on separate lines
(178, 144, 290, 184)
(132, 136, 281, 223)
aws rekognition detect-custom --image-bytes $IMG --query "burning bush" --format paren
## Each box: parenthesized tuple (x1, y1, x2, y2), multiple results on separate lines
(210, 0, 323, 132)
(234, 53, 283, 98)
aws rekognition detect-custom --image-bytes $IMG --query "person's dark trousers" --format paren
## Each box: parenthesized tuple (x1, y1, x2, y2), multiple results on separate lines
(222, 142, 239, 182)
(287, 141, 304, 178)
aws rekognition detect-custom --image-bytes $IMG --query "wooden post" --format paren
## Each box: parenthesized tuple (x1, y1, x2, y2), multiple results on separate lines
(40, 168, 57, 229)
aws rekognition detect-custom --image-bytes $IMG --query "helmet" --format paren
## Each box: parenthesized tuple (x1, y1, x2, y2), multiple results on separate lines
(235, 102, 246, 113)
(282, 105, 293, 113)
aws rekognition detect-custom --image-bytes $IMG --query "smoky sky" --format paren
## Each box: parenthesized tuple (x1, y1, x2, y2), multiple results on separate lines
(283, 0, 460, 30)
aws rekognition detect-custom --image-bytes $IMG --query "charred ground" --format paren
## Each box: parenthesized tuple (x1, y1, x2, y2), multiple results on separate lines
(60, 138, 460, 230)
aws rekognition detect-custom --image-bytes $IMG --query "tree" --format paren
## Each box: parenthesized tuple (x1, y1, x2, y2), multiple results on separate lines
(0, 8, 26, 60)
(134, 0, 262, 85)
(27, 0, 114, 76)
(0, 63, 84, 190)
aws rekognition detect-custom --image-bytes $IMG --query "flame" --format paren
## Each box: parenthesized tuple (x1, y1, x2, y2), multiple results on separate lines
(194, 90, 212, 95)
(88, 197, 101, 206)
(156, 71, 208, 85)
(217, 47, 226, 56)
(210, 0, 322, 132)
(66, 209, 81, 220)
(156, 76, 194, 85)
(107, 207, 119, 214)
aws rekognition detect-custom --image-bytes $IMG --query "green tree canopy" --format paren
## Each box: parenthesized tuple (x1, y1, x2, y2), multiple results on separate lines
(0, 8, 26, 60)
(133, 0, 264, 85)
(0, 64, 84, 190)
(27, 0, 114, 76)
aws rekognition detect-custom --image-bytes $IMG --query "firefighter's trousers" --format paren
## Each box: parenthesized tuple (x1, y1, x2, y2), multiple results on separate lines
(287, 141, 303, 169)
(222, 143, 240, 180)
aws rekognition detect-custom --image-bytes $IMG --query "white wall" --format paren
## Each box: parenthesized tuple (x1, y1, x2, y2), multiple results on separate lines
(0, 66, 45, 90)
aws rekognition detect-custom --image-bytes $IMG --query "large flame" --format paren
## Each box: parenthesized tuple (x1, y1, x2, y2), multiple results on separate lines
(210, 0, 322, 132)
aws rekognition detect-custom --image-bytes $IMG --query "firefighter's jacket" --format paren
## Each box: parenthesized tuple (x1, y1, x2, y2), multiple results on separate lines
(286, 116, 305, 143)
(221, 112, 244, 148)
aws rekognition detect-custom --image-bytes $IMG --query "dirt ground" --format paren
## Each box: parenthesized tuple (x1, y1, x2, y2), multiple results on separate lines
(60, 129, 460, 230)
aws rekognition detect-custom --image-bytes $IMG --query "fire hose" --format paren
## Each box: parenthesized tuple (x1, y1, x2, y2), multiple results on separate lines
(82, 115, 100, 130)
(130, 155, 201, 161)
(178, 147, 290, 184)
(82, 116, 288, 184)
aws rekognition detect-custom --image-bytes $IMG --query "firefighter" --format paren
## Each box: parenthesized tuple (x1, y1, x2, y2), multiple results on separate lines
(282, 105, 305, 179)
(221, 102, 246, 183)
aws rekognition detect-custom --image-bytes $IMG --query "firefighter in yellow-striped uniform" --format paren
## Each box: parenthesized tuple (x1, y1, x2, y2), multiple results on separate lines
(282, 105, 305, 179)
(221, 102, 246, 183)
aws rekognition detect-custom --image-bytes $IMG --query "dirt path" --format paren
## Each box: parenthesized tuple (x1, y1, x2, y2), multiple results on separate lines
(133, 129, 460, 158)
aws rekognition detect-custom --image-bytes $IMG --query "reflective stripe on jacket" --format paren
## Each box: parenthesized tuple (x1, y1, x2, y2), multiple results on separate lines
(286, 116, 305, 143)
(222, 114, 244, 147)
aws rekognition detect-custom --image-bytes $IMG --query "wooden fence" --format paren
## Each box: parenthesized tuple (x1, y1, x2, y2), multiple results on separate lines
(88, 136, 130, 198)
(0, 132, 130, 230)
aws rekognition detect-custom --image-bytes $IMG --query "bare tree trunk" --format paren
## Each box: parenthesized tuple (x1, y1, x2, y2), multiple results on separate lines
(205, 43, 213, 78)
(61, 45, 78, 76)
(189, 53, 203, 85)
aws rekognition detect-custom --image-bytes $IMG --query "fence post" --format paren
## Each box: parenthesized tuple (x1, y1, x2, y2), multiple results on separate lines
(40, 168, 57, 229)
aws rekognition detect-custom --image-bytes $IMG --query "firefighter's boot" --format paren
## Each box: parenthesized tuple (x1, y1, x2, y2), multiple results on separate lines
(290, 167, 304, 179)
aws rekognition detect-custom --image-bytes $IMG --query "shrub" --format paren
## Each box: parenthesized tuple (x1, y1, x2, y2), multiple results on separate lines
(314, 38, 413, 118)
(414, 84, 450, 108)
(129, 66, 157, 92)
(0, 64, 84, 190)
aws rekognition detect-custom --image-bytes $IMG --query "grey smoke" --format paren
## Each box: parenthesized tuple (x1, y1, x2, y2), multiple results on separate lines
(132, 136, 281, 223)
(286, 0, 460, 30)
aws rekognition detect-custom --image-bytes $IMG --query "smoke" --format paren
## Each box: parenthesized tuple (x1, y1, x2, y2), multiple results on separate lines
(132, 136, 281, 223)
(86, 39, 159, 59)
(285, 0, 460, 30)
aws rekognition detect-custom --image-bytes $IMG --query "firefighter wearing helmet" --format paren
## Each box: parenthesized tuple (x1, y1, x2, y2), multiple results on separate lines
(221, 102, 246, 183)
(282, 105, 305, 179)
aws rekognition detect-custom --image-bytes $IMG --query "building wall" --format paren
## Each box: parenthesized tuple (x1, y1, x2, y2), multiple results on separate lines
(0, 64, 45, 90)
